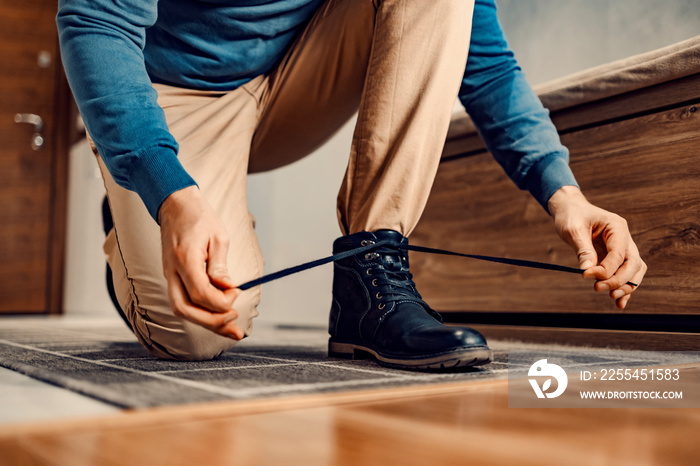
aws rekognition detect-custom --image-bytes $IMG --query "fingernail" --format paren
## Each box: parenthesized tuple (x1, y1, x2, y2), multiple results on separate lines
(612, 290, 625, 299)
(581, 261, 594, 270)
(598, 283, 610, 291)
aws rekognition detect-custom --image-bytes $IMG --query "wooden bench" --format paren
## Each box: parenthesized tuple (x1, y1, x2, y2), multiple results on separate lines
(412, 36, 700, 350)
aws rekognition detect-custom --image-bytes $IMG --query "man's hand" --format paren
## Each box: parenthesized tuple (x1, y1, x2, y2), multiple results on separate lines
(548, 186, 647, 309)
(158, 186, 244, 339)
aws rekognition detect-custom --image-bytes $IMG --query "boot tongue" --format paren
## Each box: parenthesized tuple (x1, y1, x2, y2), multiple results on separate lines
(372, 229, 405, 244)
(381, 253, 403, 272)
(371, 230, 407, 272)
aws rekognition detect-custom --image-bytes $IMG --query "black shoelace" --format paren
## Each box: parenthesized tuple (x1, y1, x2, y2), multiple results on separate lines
(362, 243, 427, 309)
(238, 239, 639, 291)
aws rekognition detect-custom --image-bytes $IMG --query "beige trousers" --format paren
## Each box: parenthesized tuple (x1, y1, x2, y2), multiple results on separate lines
(98, 0, 474, 360)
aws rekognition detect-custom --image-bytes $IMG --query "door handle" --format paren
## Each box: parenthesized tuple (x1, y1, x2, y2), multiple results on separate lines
(14, 113, 45, 150)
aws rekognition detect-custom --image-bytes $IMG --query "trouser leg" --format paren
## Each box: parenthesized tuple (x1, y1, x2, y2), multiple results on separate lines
(249, 0, 475, 236)
(96, 83, 264, 361)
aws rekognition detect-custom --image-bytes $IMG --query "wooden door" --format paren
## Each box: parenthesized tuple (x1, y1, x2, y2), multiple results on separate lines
(0, 0, 70, 313)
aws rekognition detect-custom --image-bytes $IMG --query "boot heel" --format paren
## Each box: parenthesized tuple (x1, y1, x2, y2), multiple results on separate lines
(328, 340, 357, 359)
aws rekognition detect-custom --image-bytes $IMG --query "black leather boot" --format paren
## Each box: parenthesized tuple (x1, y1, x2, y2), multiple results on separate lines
(329, 229, 492, 370)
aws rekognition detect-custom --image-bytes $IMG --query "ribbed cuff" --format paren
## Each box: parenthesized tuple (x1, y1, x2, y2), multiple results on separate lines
(526, 155, 579, 214)
(127, 145, 198, 222)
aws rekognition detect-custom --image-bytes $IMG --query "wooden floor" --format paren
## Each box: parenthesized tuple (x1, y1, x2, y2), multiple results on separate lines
(0, 376, 698, 466)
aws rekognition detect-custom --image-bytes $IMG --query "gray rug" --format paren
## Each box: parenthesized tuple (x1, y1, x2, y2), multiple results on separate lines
(0, 318, 509, 408)
(0, 317, 694, 409)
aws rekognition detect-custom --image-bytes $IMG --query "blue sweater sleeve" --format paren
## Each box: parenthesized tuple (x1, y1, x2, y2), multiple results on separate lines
(459, 0, 578, 212)
(57, 0, 197, 221)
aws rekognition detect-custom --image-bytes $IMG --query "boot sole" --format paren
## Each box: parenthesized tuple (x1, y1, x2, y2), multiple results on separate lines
(328, 340, 493, 371)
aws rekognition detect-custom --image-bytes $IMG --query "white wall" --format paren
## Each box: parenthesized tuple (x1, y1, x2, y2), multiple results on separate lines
(63, 0, 699, 326)
(63, 138, 112, 316)
(495, 0, 700, 85)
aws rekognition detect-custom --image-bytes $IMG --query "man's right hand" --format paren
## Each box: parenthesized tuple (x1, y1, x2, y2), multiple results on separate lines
(157, 186, 244, 340)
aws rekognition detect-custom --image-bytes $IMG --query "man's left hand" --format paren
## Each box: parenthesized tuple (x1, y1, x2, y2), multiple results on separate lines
(548, 185, 647, 309)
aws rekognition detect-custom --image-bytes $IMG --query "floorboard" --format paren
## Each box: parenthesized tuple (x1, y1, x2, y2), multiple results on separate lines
(0, 375, 697, 465)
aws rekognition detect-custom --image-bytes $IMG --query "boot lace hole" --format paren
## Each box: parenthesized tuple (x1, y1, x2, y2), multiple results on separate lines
(366, 268, 372, 276)
(361, 240, 375, 247)
(378, 303, 385, 310)
(375, 292, 382, 299)
(371, 278, 378, 287)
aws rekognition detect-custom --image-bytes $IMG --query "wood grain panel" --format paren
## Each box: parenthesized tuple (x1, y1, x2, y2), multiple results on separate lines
(412, 103, 700, 315)
(444, 73, 700, 159)
(551, 73, 700, 133)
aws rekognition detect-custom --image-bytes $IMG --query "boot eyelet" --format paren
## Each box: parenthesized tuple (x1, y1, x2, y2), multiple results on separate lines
(375, 292, 382, 299)
(364, 252, 378, 261)
(378, 303, 385, 310)
(371, 278, 378, 286)
(361, 240, 375, 246)
(366, 268, 372, 276)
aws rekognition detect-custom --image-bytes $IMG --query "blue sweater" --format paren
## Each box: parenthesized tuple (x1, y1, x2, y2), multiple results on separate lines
(57, 0, 578, 221)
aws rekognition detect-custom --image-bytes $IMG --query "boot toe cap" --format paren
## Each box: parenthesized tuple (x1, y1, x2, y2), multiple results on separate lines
(385, 324, 489, 354)
(452, 326, 488, 347)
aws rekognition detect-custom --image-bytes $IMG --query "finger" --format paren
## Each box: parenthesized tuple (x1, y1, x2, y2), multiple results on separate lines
(167, 273, 244, 339)
(594, 257, 638, 293)
(596, 240, 645, 291)
(616, 294, 632, 310)
(207, 233, 235, 290)
(610, 264, 645, 295)
(177, 248, 236, 313)
(610, 264, 645, 300)
(610, 284, 635, 300)
(610, 266, 645, 310)
(586, 228, 628, 281)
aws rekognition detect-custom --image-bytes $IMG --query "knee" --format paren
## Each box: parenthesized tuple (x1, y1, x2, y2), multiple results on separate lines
(131, 315, 240, 361)
(147, 329, 239, 361)
(125, 285, 261, 362)
(119, 276, 260, 361)
(161, 344, 231, 362)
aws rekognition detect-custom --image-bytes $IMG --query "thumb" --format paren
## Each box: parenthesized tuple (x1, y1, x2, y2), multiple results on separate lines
(573, 234, 598, 271)
(207, 235, 234, 290)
